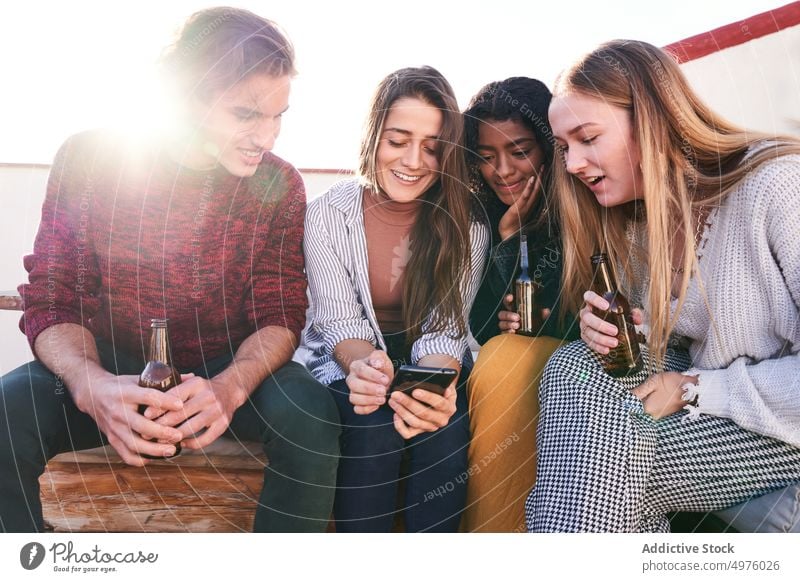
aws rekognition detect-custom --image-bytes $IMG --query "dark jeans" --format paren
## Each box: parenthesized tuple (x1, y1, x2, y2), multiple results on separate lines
(328, 334, 471, 532)
(0, 340, 340, 533)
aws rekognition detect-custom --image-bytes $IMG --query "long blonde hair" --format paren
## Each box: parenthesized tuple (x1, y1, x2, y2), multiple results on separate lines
(553, 39, 800, 368)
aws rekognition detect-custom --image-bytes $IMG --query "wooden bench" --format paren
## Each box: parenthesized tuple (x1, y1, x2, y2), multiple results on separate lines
(2, 291, 268, 532)
(40, 442, 266, 533)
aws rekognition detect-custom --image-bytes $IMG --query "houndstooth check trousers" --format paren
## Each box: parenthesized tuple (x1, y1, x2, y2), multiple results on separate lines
(525, 341, 800, 532)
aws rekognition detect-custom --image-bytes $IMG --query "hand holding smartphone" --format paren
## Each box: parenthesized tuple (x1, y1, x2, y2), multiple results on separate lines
(388, 365, 457, 398)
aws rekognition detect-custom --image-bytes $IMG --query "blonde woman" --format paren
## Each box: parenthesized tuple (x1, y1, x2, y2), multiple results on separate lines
(526, 39, 800, 532)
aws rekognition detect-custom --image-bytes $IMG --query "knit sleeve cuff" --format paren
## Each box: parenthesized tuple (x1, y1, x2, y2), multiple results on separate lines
(681, 368, 731, 421)
(22, 309, 85, 360)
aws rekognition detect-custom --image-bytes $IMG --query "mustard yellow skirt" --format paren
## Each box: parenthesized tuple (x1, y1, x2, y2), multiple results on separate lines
(460, 334, 563, 532)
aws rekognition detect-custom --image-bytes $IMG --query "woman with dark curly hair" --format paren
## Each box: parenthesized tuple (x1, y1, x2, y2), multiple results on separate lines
(460, 77, 578, 532)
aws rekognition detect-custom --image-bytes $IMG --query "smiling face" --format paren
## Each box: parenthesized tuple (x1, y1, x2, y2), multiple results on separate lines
(549, 92, 643, 207)
(476, 118, 544, 207)
(183, 73, 291, 177)
(375, 97, 443, 203)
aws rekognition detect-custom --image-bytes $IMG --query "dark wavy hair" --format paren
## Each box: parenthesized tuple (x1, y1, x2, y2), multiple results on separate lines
(160, 7, 296, 101)
(463, 77, 556, 233)
(360, 66, 471, 346)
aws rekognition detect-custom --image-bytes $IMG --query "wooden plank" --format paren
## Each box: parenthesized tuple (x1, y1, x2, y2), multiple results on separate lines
(58, 445, 267, 469)
(40, 461, 265, 533)
(0, 291, 22, 311)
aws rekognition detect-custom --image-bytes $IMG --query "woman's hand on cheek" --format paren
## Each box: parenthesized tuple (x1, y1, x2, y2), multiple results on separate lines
(497, 168, 543, 241)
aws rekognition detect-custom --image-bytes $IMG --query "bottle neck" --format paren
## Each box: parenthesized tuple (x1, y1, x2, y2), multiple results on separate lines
(593, 260, 616, 294)
(519, 235, 529, 277)
(148, 327, 172, 365)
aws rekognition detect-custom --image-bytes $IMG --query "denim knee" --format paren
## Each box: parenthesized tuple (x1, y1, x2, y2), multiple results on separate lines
(253, 362, 340, 453)
(716, 484, 800, 532)
(0, 362, 61, 463)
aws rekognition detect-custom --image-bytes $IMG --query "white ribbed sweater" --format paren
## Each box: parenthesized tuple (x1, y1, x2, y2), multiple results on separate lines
(670, 154, 800, 447)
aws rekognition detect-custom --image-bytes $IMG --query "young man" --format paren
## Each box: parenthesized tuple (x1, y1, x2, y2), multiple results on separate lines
(0, 7, 339, 533)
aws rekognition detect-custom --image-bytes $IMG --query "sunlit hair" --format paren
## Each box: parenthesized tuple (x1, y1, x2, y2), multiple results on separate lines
(552, 39, 800, 369)
(160, 7, 296, 101)
(359, 66, 471, 346)
(463, 76, 557, 234)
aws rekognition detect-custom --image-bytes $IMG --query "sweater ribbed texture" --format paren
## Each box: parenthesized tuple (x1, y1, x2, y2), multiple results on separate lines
(673, 154, 800, 447)
(19, 130, 308, 370)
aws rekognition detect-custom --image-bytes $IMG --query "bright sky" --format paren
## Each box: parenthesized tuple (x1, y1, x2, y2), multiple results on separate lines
(0, 0, 790, 169)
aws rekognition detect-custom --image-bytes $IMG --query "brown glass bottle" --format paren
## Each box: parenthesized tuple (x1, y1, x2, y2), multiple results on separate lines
(590, 253, 643, 377)
(138, 318, 181, 459)
(515, 234, 540, 336)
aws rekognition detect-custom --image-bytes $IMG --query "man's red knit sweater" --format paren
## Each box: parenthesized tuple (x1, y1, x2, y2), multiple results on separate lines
(19, 130, 308, 370)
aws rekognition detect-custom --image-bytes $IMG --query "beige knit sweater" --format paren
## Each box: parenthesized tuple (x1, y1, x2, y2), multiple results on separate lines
(670, 154, 800, 448)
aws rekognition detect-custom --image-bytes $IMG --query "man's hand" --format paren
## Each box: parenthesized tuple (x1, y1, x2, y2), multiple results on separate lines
(345, 350, 394, 415)
(75, 373, 185, 466)
(146, 325, 298, 451)
(146, 376, 240, 450)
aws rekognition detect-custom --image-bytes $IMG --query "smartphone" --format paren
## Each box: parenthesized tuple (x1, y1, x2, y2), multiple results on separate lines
(388, 365, 458, 397)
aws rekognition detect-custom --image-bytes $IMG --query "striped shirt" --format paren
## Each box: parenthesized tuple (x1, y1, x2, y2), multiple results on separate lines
(303, 179, 489, 385)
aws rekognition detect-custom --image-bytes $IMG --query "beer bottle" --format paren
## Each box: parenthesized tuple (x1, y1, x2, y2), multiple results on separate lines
(138, 318, 181, 459)
(515, 234, 540, 336)
(590, 253, 643, 377)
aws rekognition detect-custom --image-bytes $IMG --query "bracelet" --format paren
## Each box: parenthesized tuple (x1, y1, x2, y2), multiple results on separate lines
(681, 381, 699, 407)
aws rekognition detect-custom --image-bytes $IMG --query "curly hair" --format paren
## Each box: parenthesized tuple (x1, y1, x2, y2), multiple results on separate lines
(463, 77, 556, 232)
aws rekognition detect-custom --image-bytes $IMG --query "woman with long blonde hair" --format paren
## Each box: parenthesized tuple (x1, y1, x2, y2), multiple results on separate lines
(526, 39, 800, 532)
